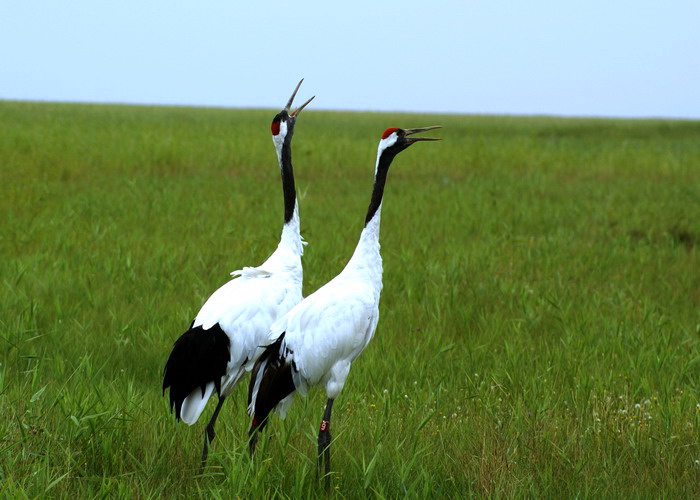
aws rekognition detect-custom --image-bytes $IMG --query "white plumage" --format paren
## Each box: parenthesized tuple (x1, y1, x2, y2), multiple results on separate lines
(249, 216, 382, 418)
(179, 220, 304, 424)
(247, 125, 441, 484)
(162, 80, 314, 467)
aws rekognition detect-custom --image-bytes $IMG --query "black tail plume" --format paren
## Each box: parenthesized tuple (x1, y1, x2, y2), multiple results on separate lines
(247, 333, 296, 434)
(162, 323, 230, 421)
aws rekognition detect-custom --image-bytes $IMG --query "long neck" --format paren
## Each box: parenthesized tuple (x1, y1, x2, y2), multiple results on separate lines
(279, 137, 296, 225)
(347, 149, 394, 273)
(274, 136, 304, 258)
(364, 152, 392, 225)
(277, 200, 304, 256)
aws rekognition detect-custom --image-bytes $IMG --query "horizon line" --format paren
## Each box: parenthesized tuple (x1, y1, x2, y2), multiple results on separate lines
(1, 97, 698, 122)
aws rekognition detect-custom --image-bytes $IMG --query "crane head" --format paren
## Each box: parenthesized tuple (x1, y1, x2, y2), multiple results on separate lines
(377, 126, 442, 158)
(271, 79, 315, 144)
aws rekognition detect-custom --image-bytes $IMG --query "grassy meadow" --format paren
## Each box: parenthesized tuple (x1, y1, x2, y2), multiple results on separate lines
(1, 100, 699, 498)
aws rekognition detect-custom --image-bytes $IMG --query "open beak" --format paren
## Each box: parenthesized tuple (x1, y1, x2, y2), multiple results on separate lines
(404, 125, 442, 144)
(285, 79, 315, 117)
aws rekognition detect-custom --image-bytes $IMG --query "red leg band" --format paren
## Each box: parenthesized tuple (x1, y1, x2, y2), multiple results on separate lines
(320, 420, 330, 432)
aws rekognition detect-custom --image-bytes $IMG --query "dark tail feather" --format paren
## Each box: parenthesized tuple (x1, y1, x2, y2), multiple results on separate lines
(247, 333, 296, 434)
(162, 323, 230, 421)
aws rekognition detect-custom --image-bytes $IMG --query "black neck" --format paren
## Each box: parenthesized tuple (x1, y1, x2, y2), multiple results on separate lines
(280, 136, 296, 224)
(364, 150, 395, 226)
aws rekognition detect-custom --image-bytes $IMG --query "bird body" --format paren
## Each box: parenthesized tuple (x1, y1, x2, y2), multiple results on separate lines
(249, 213, 382, 418)
(177, 219, 304, 424)
(247, 125, 441, 484)
(162, 80, 314, 467)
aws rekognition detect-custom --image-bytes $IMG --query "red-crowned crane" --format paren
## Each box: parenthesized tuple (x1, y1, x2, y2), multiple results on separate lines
(247, 125, 442, 484)
(162, 80, 314, 467)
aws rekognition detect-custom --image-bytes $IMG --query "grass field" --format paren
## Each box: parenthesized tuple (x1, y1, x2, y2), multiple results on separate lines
(1, 100, 699, 498)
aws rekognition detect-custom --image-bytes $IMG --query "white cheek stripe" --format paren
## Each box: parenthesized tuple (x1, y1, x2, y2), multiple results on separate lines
(279, 120, 289, 138)
(378, 133, 398, 151)
(374, 133, 398, 173)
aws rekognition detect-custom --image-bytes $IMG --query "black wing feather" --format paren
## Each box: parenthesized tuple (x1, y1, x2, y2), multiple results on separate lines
(248, 333, 296, 432)
(162, 323, 230, 421)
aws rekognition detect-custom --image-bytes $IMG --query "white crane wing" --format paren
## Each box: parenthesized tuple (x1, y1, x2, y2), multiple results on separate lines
(193, 270, 301, 391)
(273, 278, 380, 396)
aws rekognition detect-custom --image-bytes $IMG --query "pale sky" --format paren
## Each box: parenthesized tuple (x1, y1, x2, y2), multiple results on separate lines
(1, 1, 698, 118)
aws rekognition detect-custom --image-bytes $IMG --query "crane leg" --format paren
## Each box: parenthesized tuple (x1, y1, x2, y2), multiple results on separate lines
(317, 398, 334, 489)
(200, 395, 226, 472)
(248, 418, 260, 456)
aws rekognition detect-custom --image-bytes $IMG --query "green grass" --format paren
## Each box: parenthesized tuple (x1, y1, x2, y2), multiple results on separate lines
(1, 100, 699, 498)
